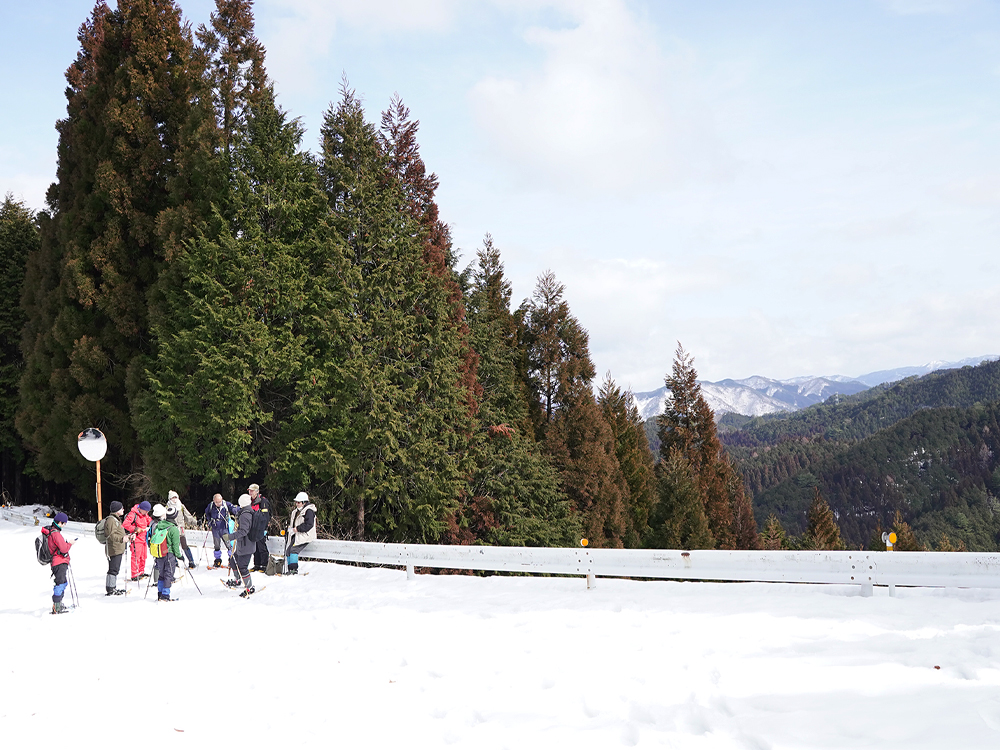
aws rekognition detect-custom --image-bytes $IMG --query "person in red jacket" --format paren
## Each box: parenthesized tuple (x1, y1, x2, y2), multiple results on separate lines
(122, 500, 152, 580)
(41, 512, 74, 614)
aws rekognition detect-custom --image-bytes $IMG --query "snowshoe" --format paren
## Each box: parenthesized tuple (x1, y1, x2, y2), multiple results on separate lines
(51, 602, 70, 614)
(188, 561, 197, 569)
(213, 559, 222, 569)
(223, 579, 242, 589)
(239, 586, 255, 598)
(106, 588, 127, 596)
(157, 593, 176, 602)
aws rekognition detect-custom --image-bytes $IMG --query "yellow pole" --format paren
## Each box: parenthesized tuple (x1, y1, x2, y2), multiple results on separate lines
(96, 458, 103, 521)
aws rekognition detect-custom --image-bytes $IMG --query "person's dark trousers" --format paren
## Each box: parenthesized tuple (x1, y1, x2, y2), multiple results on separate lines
(253, 537, 268, 570)
(155, 555, 177, 599)
(52, 562, 69, 603)
(234, 553, 253, 588)
(106, 553, 123, 592)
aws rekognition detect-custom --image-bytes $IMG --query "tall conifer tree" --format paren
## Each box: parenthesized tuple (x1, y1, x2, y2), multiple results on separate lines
(656, 343, 759, 549)
(320, 84, 472, 542)
(1, 196, 38, 501)
(523, 271, 628, 547)
(137, 0, 353, 500)
(19, 1, 199, 494)
(461, 238, 577, 546)
(598, 374, 656, 548)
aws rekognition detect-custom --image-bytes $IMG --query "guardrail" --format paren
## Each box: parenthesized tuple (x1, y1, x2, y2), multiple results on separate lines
(6, 505, 1000, 595)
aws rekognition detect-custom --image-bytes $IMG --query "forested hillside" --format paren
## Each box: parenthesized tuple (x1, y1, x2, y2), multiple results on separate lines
(720, 361, 1000, 550)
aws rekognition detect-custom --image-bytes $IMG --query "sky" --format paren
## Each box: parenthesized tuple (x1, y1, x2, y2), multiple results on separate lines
(6, 513, 1000, 748)
(2, 1, 1000, 389)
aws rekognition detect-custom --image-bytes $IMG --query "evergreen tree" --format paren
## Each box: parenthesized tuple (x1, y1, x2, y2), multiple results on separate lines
(0, 196, 37, 501)
(890, 509, 924, 551)
(18, 1, 199, 497)
(320, 83, 473, 542)
(656, 343, 758, 548)
(137, 0, 355, 504)
(760, 514, 789, 550)
(935, 533, 966, 552)
(800, 487, 845, 550)
(461, 236, 576, 546)
(645, 449, 714, 549)
(598, 373, 656, 547)
(522, 271, 628, 547)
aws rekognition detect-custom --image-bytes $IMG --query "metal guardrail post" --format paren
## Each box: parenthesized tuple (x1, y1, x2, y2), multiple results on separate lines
(849, 553, 875, 596)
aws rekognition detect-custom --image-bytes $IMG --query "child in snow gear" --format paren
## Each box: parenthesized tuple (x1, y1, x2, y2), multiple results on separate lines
(166, 490, 199, 569)
(123, 501, 152, 580)
(204, 494, 237, 568)
(151, 505, 184, 601)
(285, 492, 317, 575)
(247, 483, 271, 571)
(103, 501, 128, 595)
(226, 493, 256, 596)
(42, 512, 74, 613)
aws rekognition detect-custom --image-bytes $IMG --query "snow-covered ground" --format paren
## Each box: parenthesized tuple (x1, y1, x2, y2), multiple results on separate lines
(3, 519, 1000, 748)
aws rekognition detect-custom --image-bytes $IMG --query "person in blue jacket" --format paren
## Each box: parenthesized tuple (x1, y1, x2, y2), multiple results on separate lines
(204, 493, 238, 569)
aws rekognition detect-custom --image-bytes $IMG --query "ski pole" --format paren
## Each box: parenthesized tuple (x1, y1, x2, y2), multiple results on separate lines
(68, 563, 80, 608)
(143, 562, 154, 599)
(187, 561, 203, 595)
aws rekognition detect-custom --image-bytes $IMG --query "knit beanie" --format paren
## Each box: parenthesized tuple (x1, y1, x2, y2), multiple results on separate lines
(54, 512, 68, 525)
(110, 501, 124, 515)
(166, 506, 178, 521)
(139, 501, 151, 512)
(238, 493, 252, 508)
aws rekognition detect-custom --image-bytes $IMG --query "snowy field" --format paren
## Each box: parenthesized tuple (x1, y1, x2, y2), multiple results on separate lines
(3, 519, 1000, 748)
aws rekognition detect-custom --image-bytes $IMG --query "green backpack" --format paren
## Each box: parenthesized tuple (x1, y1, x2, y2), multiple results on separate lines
(149, 524, 170, 558)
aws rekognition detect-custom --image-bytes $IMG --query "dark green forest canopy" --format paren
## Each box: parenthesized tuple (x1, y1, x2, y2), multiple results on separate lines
(719, 361, 1000, 550)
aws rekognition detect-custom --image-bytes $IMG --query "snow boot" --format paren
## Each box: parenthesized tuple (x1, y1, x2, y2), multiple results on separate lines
(51, 601, 69, 614)
(213, 558, 222, 569)
(240, 586, 255, 598)
(106, 588, 126, 596)
(185, 549, 197, 569)
(224, 579, 242, 588)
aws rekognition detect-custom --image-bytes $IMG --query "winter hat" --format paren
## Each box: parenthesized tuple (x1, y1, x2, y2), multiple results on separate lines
(110, 501, 123, 515)
(238, 493, 252, 508)
(54, 512, 68, 525)
(294, 492, 309, 504)
(138, 501, 152, 512)
(152, 503, 166, 519)
(166, 506, 178, 521)
(167, 490, 179, 501)
(247, 483, 260, 492)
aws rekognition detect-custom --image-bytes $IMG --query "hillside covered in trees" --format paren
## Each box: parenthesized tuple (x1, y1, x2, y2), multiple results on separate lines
(720, 361, 1000, 550)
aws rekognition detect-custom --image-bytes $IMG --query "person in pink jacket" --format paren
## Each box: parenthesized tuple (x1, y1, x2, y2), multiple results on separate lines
(40, 512, 74, 614)
(122, 501, 152, 580)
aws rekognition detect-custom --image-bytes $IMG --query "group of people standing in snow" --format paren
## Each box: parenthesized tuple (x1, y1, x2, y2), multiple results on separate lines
(40, 483, 319, 612)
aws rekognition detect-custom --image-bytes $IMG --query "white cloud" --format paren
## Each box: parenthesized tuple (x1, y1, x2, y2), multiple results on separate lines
(262, 0, 462, 95)
(469, 0, 733, 195)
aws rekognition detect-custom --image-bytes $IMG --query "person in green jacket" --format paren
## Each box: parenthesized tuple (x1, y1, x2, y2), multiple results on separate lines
(104, 501, 128, 595)
(150, 505, 184, 602)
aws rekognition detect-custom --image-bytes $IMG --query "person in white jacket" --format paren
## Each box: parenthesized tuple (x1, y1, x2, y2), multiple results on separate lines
(285, 492, 317, 575)
(166, 490, 200, 569)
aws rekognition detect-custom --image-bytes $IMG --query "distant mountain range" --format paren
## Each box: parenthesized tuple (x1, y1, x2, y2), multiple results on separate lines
(631, 355, 999, 420)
